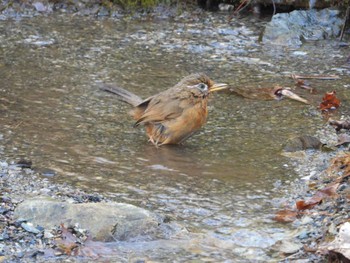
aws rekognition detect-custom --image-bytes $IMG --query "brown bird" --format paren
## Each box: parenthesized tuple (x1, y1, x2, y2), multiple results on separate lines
(100, 73, 227, 146)
(230, 85, 309, 104)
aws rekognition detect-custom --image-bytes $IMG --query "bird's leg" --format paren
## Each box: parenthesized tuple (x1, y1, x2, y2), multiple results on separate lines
(148, 136, 155, 144)
(155, 137, 161, 147)
(148, 136, 160, 148)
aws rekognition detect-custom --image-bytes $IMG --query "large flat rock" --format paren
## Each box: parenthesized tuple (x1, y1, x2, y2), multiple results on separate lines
(253, 0, 331, 9)
(262, 8, 344, 47)
(14, 198, 161, 242)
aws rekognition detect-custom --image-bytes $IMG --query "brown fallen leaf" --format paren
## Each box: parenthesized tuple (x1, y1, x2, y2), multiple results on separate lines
(293, 76, 316, 94)
(296, 200, 318, 211)
(74, 237, 120, 258)
(296, 182, 340, 211)
(274, 209, 299, 223)
(319, 91, 340, 111)
(55, 224, 79, 255)
(327, 153, 350, 178)
(54, 224, 119, 259)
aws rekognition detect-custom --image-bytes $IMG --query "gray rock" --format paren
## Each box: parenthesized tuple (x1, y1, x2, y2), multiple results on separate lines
(44, 229, 54, 239)
(262, 8, 344, 47)
(273, 239, 303, 254)
(32, 2, 46, 12)
(14, 198, 160, 242)
(322, 222, 350, 260)
(218, 4, 234, 11)
(40, 169, 56, 177)
(20, 222, 41, 234)
(283, 135, 323, 152)
(97, 6, 110, 16)
(0, 161, 8, 168)
(300, 216, 313, 225)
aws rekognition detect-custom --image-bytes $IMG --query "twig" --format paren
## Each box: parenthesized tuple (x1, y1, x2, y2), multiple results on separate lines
(228, 0, 252, 21)
(272, 0, 276, 16)
(12, 121, 23, 129)
(233, 0, 248, 14)
(293, 78, 315, 93)
(339, 5, 350, 41)
(291, 74, 340, 80)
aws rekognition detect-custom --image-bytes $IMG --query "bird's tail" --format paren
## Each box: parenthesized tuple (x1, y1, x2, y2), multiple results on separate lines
(99, 84, 143, 107)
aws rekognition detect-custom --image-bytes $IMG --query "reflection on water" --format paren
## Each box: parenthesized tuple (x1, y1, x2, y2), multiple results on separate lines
(0, 13, 349, 261)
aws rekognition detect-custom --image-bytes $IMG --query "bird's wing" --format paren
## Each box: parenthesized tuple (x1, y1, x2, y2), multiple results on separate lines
(134, 94, 185, 126)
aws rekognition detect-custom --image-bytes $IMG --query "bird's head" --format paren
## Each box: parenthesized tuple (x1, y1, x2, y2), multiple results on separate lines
(177, 73, 228, 98)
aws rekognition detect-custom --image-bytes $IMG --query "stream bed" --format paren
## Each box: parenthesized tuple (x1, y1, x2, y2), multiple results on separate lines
(0, 12, 349, 261)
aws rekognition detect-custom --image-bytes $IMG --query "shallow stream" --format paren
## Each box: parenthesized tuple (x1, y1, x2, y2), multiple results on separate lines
(0, 12, 349, 261)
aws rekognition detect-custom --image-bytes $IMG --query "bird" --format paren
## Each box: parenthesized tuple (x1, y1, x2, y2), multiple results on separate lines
(230, 85, 309, 104)
(100, 73, 227, 147)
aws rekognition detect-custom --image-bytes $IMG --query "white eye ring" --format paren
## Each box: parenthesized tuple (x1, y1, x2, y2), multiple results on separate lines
(187, 83, 208, 92)
(197, 83, 208, 91)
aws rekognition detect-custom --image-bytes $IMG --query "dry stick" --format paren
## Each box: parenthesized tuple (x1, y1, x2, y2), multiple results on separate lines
(236, 0, 252, 14)
(272, 0, 276, 16)
(339, 5, 350, 41)
(228, 0, 251, 21)
(232, 0, 248, 14)
(229, 0, 274, 21)
(291, 74, 340, 80)
(12, 121, 23, 129)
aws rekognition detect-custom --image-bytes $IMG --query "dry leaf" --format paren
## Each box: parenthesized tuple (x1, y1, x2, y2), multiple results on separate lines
(293, 76, 315, 93)
(296, 183, 340, 210)
(320, 91, 340, 111)
(54, 224, 119, 259)
(327, 153, 350, 178)
(274, 209, 298, 222)
(55, 224, 79, 255)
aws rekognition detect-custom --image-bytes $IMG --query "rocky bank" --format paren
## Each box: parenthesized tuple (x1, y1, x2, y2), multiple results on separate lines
(0, 161, 192, 262)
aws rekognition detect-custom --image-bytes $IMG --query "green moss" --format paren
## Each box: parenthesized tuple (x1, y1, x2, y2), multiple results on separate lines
(103, 0, 350, 12)
(108, 0, 196, 10)
(326, 0, 350, 7)
(112, 0, 162, 9)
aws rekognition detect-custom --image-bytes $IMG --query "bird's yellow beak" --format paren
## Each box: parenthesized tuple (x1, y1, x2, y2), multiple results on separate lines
(210, 83, 228, 93)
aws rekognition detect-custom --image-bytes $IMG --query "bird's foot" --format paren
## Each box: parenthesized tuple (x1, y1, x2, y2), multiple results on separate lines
(148, 136, 160, 148)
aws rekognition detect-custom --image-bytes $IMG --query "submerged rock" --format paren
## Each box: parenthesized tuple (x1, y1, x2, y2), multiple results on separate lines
(14, 198, 161, 242)
(272, 239, 303, 254)
(262, 8, 344, 47)
(283, 135, 323, 152)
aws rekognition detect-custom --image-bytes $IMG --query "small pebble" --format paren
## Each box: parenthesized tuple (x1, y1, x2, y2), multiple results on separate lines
(21, 223, 41, 234)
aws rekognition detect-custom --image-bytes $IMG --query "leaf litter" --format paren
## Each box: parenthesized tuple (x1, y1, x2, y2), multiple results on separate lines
(44, 224, 120, 259)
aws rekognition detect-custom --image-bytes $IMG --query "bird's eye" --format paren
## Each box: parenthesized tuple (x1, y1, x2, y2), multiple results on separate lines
(187, 83, 209, 93)
(197, 83, 208, 91)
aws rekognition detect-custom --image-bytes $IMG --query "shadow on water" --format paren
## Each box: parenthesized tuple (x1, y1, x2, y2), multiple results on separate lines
(0, 13, 349, 261)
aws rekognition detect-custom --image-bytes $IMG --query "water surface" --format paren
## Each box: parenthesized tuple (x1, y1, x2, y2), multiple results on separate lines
(0, 13, 349, 261)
